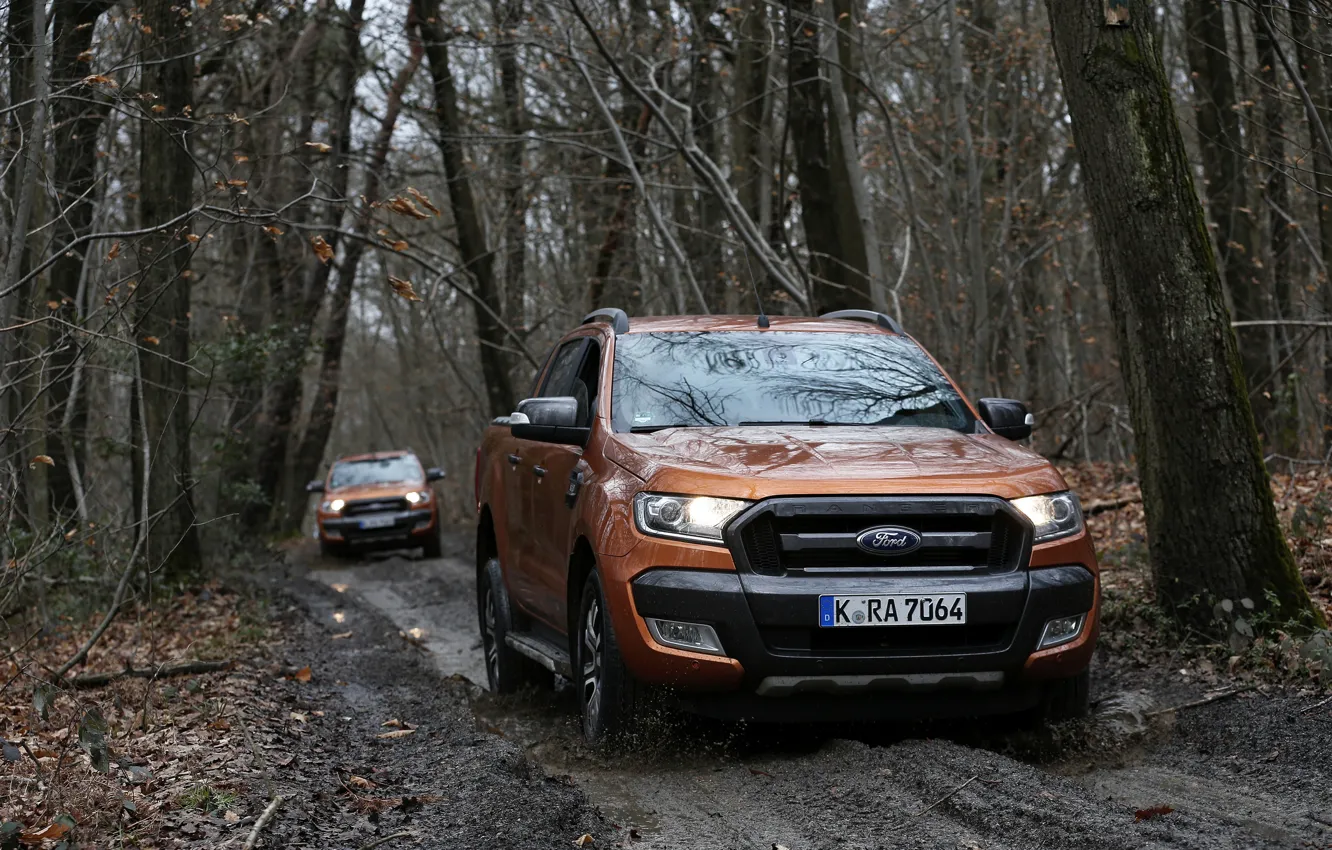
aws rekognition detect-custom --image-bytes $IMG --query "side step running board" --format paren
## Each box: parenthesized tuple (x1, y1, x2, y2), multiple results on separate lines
(505, 633, 573, 678)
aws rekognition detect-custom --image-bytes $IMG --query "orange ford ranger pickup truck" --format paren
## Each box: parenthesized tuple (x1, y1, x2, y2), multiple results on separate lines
(308, 450, 446, 558)
(474, 310, 1099, 742)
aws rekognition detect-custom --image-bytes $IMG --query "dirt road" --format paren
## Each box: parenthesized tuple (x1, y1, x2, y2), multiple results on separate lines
(294, 539, 1332, 850)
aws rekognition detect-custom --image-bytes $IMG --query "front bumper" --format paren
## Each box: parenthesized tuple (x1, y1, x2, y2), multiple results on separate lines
(320, 508, 436, 546)
(596, 525, 1099, 720)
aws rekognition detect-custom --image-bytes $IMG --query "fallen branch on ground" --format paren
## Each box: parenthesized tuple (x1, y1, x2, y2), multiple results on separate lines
(242, 795, 285, 850)
(67, 660, 232, 688)
(908, 774, 1001, 819)
(1145, 685, 1256, 718)
(358, 831, 414, 850)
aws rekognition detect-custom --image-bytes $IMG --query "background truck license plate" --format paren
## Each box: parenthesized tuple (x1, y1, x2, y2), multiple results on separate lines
(819, 594, 967, 627)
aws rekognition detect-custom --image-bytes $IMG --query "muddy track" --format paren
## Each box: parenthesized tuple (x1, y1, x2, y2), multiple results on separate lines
(294, 539, 1332, 850)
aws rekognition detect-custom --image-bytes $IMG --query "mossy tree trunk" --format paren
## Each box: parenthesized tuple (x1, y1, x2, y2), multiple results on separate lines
(1044, 0, 1321, 630)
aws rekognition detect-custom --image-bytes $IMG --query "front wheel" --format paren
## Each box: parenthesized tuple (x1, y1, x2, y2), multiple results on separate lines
(1035, 668, 1091, 724)
(421, 525, 443, 559)
(477, 558, 542, 693)
(576, 570, 642, 744)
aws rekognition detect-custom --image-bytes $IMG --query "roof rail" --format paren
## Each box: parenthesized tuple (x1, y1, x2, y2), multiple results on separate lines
(818, 309, 905, 335)
(582, 307, 630, 334)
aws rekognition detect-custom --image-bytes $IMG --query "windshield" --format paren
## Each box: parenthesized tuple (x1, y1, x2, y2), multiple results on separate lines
(328, 455, 422, 489)
(610, 331, 976, 433)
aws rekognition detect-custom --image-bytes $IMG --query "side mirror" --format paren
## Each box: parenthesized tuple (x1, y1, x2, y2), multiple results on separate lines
(977, 398, 1034, 441)
(306, 480, 325, 493)
(510, 397, 589, 446)
(426, 467, 446, 482)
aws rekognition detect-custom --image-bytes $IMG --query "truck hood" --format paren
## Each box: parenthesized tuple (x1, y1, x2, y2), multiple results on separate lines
(603, 426, 1066, 501)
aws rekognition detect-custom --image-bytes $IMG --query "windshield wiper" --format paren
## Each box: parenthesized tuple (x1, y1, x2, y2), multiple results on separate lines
(738, 419, 843, 426)
(629, 424, 695, 433)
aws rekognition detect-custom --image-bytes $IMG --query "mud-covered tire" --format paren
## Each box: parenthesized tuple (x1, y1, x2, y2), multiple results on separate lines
(421, 526, 443, 559)
(477, 558, 543, 693)
(1038, 668, 1090, 723)
(576, 570, 642, 744)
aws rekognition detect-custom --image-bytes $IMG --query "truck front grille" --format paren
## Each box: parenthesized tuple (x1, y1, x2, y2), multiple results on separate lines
(730, 496, 1030, 578)
(342, 497, 410, 515)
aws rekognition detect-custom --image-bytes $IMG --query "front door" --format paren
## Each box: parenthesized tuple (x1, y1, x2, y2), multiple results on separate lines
(523, 337, 603, 629)
(509, 337, 589, 620)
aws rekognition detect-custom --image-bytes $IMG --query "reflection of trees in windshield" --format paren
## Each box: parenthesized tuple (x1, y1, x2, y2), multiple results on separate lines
(611, 332, 975, 432)
(330, 456, 422, 488)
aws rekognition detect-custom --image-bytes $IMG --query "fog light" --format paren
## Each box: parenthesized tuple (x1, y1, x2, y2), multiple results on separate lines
(645, 618, 725, 656)
(1038, 613, 1086, 649)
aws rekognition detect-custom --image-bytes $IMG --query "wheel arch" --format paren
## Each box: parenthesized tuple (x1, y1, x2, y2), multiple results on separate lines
(476, 505, 498, 578)
(567, 536, 597, 649)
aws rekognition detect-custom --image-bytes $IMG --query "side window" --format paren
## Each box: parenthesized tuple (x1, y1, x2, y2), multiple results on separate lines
(572, 340, 602, 427)
(528, 345, 558, 398)
(539, 340, 587, 398)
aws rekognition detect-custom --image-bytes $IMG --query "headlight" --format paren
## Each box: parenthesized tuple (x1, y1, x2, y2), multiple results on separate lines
(633, 493, 751, 544)
(405, 490, 431, 505)
(323, 498, 345, 513)
(1011, 491, 1083, 543)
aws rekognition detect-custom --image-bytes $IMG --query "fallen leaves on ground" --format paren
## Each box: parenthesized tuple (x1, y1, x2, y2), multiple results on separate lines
(1134, 804, 1175, 822)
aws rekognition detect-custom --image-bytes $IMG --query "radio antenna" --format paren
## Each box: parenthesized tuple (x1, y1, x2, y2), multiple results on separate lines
(742, 249, 769, 328)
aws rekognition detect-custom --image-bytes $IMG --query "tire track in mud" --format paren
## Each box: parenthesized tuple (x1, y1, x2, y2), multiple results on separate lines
(305, 546, 1331, 849)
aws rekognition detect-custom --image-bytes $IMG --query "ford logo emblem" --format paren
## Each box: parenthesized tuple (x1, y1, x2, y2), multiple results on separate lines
(855, 525, 923, 556)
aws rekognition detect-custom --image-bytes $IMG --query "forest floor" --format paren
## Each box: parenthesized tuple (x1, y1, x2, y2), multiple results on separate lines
(4, 462, 1332, 849)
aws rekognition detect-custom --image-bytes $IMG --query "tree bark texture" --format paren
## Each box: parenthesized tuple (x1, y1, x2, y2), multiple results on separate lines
(1044, 0, 1319, 628)
(135, 0, 201, 577)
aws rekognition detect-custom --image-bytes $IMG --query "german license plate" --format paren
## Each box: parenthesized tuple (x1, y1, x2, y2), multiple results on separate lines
(819, 593, 967, 627)
(358, 514, 395, 530)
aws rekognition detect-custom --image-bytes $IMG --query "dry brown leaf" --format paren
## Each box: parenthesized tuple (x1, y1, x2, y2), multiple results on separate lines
(310, 235, 334, 264)
(263, 225, 284, 239)
(346, 774, 376, 789)
(1134, 805, 1174, 822)
(305, 141, 332, 153)
(292, 666, 312, 683)
(385, 239, 409, 252)
(376, 728, 415, 739)
(47, 300, 61, 310)
(406, 186, 441, 216)
(331, 631, 353, 640)
(388, 276, 423, 303)
(573, 834, 594, 847)
(142, 336, 160, 346)
(290, 711, 307, 723)
(106, 241, 121, 260)
(77, 49, 94, 62)
(381, 718, 402, 728)
(151, 104, 166, 113)
(20, 822, 72, 844)
(31, 455, 54, 467)
(82, 73, 118, 87)
(185, 233, 201, 243)
(234, 153, 250, 162)
(226, 179, 248, 189)
(385, 196, 429, 220)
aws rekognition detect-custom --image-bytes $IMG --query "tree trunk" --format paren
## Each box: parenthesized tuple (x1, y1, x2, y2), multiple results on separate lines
(689, 0, 725, 309)
(1289, 0, 1332, 452)
(820, 0, 884, 312)
(1253, 2, 1295, 450)
(415, 0, 515, 419)
(136, 0, 201, 578)
(46, 0, 113, 517)
(1044, 0, 1319, 629)
(495, 0, 527, 331)
(788, 0, 849, 311)
(1183, 0, 1266, 425)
